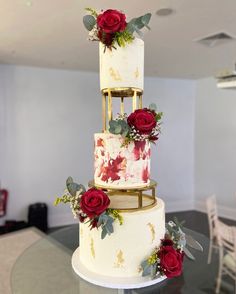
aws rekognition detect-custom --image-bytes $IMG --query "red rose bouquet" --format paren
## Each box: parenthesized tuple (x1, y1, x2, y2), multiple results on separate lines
(83, 8, 151, 49)
(54, 177, 123, 239)
(140, 218, 203, 279)
(109, 103, 163, 145)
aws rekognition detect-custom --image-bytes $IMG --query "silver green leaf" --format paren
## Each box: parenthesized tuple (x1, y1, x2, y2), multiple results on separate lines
(185, 235, 203, 252)
(83, 15, 96, 31)
(183, 247, 195, 260)
(149, 103, 157, 111)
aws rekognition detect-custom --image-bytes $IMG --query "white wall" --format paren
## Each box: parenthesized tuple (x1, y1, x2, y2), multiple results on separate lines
(195, 77, 236, 220)
(0, 65, 196, 227)
(144, 77, 196, 211)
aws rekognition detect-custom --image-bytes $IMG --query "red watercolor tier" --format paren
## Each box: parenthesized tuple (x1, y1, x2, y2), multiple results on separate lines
(94, 133, 151, 188)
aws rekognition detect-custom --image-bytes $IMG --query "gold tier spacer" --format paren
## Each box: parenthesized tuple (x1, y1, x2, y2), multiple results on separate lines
(101, 87, 143, 132)
(88, 179, 157, 212)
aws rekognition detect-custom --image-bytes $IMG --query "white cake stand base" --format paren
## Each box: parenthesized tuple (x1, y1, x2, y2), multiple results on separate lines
(71, 247, 167, 289)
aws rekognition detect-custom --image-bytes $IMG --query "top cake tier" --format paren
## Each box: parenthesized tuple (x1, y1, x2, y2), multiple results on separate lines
(99, 38, 144, 91)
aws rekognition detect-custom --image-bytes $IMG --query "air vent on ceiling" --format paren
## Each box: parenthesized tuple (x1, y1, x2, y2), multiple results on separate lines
(195, 32, 235, 47)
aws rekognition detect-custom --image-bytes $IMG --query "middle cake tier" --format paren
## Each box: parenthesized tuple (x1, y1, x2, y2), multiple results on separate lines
(94, 133, 151, 189)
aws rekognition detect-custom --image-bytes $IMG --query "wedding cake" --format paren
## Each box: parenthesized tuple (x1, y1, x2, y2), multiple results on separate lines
(56, 8, 191, 287)
(79, 9, 165, 279)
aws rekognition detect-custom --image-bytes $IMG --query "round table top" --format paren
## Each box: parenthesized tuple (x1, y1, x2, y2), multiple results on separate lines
(10, 224, 231, 294)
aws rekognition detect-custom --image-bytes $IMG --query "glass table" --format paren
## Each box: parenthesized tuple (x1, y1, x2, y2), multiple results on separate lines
(10, 224, 233, 294)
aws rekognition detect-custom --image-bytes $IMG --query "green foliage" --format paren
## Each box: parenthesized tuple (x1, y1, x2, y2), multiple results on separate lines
(109, 120, 130, 137)
(115, 30, 134, 47)
(107, 209, 123, 225)
(98, 212, 115, 239)
(127, 13, 152, 36)
(83, 15, 96, 31)
(85, 7, 98, 17)
(155, 112, 163, 122)
(149, 103, 157, 112)
(66, 177, 86, 196)
(54, 194, 72, 206)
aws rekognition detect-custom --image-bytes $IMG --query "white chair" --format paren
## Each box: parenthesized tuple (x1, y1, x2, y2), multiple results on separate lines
(215, 220, 236, 294)
(206, 194, 219, 264)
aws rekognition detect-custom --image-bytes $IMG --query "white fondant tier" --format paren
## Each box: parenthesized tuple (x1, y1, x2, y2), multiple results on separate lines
(99, 38, 144, 90)
(94, 133, 151, 189)
(79, 199, 165, 278)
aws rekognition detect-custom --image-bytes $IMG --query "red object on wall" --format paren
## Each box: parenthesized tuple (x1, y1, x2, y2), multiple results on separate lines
(0, 189, 8, 217)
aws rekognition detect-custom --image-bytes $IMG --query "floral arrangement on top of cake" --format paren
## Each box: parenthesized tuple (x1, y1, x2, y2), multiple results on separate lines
(109, 103, 163, 145)
(54, 177, 123, 239)
(83, 8, 151, 49)
(140, 218, 203, 279)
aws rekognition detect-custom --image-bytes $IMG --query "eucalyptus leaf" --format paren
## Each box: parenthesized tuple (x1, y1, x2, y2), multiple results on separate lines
(66, 177, 73, 186)
(149, 103, 157, 111)
(67, 182, 86, 196)
(141, 13, 152, 29)
(150, 264, 157, 278)
(105, 222, 114, 235)
(141, 260, 152, 277)
(101, 227, 108, 239)
(109, 120, 118, 129)
(134, 28, 143, 38)
(98, 213, 109, 226)
(183, 247, 195, 260)
(83, 15, 96, 31)
(185, 235, 203, 252)
(114, 124, 122, 134)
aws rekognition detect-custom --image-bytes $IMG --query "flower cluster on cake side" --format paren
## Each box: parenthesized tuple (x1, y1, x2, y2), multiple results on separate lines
(140, 219, 203, 279)
(109, 103, 163, 146)
(54, 177, 123, 239)
(83, 8, 151, 49)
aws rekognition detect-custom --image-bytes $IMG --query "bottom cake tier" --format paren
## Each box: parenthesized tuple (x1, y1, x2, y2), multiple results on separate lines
(79, 198, 165, 278)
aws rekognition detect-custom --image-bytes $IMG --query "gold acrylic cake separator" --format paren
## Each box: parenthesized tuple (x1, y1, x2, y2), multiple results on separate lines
(102, 87, 143, 132)
(88, 180, 157, 212)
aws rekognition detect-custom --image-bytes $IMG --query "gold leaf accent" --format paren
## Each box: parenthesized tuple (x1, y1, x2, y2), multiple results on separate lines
(90, 238, 95, 259)
(80, 227, 83, 237)
(114, 250, 125, 268)
(109, 67, 122, 81)
(147, 223, 155, 243)
(134, 68, 139, 79)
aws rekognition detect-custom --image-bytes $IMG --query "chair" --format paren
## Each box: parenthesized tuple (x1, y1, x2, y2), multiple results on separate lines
(206, 194, 219, 264)
(215, 220, 236, 294)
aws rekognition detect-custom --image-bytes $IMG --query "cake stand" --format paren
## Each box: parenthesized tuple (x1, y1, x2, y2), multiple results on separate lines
(71, 247, 167, 290)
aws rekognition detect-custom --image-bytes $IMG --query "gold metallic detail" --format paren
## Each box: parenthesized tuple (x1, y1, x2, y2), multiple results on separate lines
(90, 238, 95, 259)
(107, 89, 113, 121)
(88, 179, 157, 191)
(134, 68, 139, 79)
(147, 223, 156, 243)
(101, 87, 143, 132)
(102, 93, 106, 132)
(132, 90, 137, 111)
(80, 227, 83, 237)
(88, 180, 157, 212)
(114, 250, 125, 268)
(109, 68, 122, 81)
(120, 97, 124, 115)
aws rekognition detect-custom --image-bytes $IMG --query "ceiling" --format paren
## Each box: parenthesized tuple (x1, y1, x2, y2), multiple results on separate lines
(1, 0, 236, 79)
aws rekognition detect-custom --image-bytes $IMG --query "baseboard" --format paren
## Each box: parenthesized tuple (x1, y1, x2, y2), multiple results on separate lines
(195, 200, 236, 221)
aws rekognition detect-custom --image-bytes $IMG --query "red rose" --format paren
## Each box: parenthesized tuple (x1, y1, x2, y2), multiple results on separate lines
(127, 109, 157, 135)
(161, 238, 174, 247)
(159, 245, 183, 278)
(97, 9, 126, 33)
(97, 29, 115, 47)
(80, 188, 110, 218)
